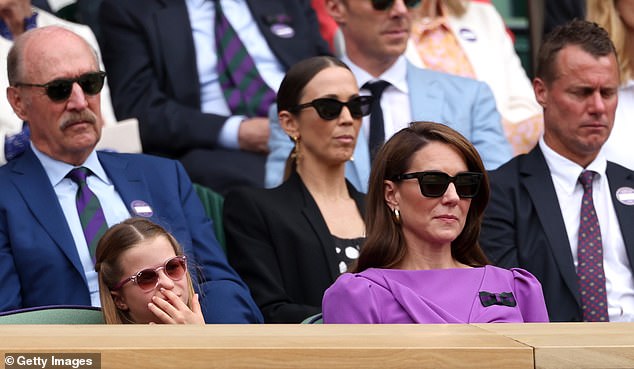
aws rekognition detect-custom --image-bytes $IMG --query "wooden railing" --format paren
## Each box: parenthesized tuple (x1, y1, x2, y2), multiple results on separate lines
(1, 323, 632, 368)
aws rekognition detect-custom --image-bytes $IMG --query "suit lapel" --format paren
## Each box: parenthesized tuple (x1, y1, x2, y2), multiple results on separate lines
(521, 147, 581, 304)
(406, 62, 444, 122)
(606, 163, 634, 271)
(10, 149, 85, 280)
(154, 0, 201, 106)
(98, 153, 149, 220)
(288, 174, 339, 281)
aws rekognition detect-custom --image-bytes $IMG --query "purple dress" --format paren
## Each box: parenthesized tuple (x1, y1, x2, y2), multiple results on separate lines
(322, 265, 549, 323)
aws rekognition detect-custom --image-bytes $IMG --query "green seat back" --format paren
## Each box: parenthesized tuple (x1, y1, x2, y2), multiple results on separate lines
(0, 305, 104, 324)
(193, 183, 226, 252)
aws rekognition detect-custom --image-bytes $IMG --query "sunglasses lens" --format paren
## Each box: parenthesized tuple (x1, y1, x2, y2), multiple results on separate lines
(135, 269, 159, 290)
(45, 81, 73, 101)
(43, 73, 105, 101)
(313, 99, 343, 120)
(347, 96, 373, 118)
(371, 0, 393, 10)
(78, 73, 106, 95)
(454, 173, 481, 198)
(405, 0, 421, 8)
(165, 257, 187, 279)
(420, 173, 450, 197)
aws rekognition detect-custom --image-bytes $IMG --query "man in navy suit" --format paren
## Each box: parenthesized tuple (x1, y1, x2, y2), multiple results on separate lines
(266, 0, 512, 192)
(0, 26, 263, 323)
(99, 0, 331, 194)
(480, 20, 634, 322)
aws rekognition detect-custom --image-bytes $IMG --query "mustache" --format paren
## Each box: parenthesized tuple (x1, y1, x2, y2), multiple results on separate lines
(59, 110, 98, 129)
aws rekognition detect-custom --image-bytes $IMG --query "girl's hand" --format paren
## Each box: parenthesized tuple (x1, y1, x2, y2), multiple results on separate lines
(148, 288, 205, 324)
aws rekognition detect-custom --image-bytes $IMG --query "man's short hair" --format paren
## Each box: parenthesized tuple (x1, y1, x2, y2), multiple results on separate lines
(536, 19, 617, 84)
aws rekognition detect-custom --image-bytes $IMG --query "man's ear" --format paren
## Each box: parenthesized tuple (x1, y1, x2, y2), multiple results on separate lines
(326, 0, 347, 25)
(279, 110, 300, 140)
(532, 78, 548, 108)
(7, 87, 29, 121)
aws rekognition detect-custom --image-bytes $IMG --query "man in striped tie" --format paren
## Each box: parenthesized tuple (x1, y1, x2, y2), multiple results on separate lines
(0, 26, 263, 323)
(99, 0, 331, 194)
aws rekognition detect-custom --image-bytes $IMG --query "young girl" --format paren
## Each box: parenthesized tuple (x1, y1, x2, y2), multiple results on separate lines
(95, 218, 204, 324)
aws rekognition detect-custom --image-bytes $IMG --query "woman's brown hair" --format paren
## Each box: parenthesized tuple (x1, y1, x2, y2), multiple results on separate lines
(354, 121, 490, 272)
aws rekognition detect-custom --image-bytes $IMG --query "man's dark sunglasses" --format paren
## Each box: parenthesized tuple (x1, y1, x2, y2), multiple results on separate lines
(392, 171, 483, 198)
(13, 71, 106, 102)
(371, 0, 421, 11)
(290, 95, 373, 120)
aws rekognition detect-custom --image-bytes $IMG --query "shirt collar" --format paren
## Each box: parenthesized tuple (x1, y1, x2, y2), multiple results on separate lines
(31, 142, 110, 187)
(343, 55, 409, 95)
(539, 136, 607, 195)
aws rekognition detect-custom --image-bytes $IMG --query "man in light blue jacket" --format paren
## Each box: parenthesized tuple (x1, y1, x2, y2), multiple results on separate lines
(266, 0, 512, 192)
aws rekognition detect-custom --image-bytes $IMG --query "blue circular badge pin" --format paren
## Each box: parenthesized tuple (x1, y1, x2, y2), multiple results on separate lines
(616, 187, 634, 206)
(131, 200, 153, 217)
(459, 28, 477, 42)
(270, 23, 295, 39)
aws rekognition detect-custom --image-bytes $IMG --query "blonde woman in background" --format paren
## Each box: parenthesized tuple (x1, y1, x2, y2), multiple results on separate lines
(587, 0, 634, 170)
(406, 0, 543, 155)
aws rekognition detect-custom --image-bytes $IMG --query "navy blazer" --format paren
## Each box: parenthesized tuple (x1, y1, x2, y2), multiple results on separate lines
(0, 148, 263, 323)
(99, 0, 331, 157)
(224, 172, 365, 323)
(480, 146, 634, 322)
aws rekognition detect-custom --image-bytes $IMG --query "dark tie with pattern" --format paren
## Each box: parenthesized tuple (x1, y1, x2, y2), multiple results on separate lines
(362, 80, 391, 162)
(577, 170, 609, 322)
(67, 167, 108, 263)
(213, 0, 276, 117)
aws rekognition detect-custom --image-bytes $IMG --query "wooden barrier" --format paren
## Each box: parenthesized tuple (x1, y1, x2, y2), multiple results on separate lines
(0, 323, 632, 369)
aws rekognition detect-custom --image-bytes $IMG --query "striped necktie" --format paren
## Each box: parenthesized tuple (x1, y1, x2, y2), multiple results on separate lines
(577, 170, 609, 322)
(67, 167, 108, 263)
(213, 0, 276, 117)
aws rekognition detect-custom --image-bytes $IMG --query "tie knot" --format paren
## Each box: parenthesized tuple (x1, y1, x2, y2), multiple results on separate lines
(363, 80, 391, 97)
(67, 167, 91, 184)
(578, 170, 596, 189)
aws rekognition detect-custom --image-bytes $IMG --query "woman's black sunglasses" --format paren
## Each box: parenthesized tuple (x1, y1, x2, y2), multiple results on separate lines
(290, 95, 373, 120)
(371, 0, 421, 11)
(392, 171, 483, 198)
(13, 71, 107, 102)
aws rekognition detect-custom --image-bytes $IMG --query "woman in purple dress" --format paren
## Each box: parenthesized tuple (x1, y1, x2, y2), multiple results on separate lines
(322, 122, 549, 323)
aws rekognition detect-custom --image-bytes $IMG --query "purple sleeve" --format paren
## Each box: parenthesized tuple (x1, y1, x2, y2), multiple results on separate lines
(511, 268, 550, 322)
(322, 273, 381, 323)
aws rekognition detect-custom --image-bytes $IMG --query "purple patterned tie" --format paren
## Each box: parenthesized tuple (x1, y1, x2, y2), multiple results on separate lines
(213, 0, 276, 117)
(577, 170, 609, 322)
(67, 167, 108, 263)
(4, 123, 30, 161)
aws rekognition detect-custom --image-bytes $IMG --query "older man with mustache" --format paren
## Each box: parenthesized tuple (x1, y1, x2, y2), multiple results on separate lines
(0, 26, 263, 324)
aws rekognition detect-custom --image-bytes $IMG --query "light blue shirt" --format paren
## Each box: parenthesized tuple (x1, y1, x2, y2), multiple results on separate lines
(186, 0, 286, 149)
(31, 144, 130, 307)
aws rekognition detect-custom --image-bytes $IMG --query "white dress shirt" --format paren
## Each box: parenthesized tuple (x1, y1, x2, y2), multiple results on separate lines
(540, 137, 634, 321)
(186, 0, 286, 149)
(32, 144, 130, 306)
(342, 55, 412, 143)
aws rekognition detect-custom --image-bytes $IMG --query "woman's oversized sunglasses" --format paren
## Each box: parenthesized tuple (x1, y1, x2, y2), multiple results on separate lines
(13, 71, 107, 102)
(112, 255, 188, 291)
(371, 0, 421, 11)
(392, 171, 483, 198)
(290, 95, 373, 120)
